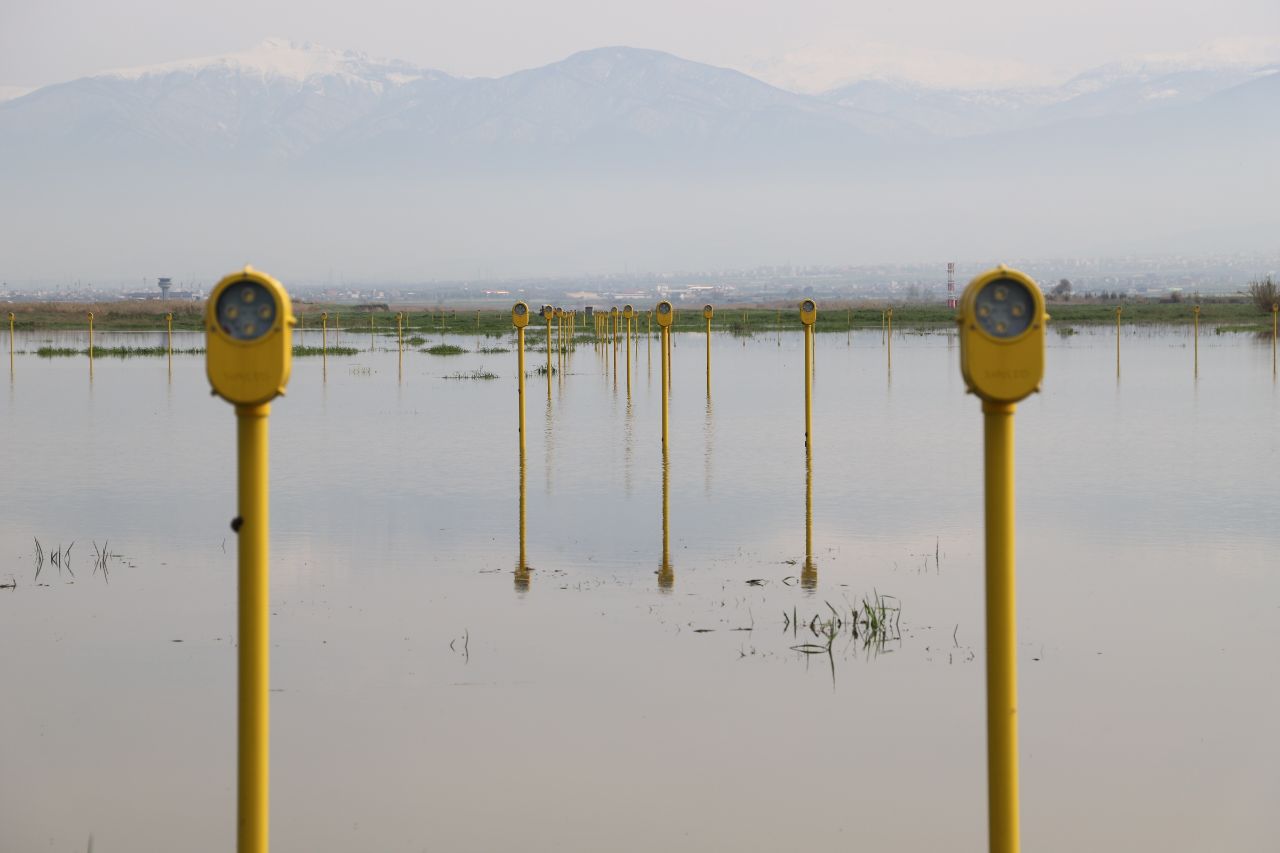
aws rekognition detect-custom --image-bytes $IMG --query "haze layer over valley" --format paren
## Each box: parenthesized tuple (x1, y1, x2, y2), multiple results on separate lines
(1, 39, 1275, 283)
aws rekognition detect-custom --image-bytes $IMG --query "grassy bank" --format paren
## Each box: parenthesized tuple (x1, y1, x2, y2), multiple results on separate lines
(6, 297, 1268, 336)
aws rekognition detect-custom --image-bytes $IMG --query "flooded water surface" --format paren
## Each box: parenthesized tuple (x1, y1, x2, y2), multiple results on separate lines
(2, 323, 1278, 851)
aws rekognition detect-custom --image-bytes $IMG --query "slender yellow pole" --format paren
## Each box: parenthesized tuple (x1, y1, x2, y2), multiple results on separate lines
(660, 326, 670, 450)
(804, 324, 813, 450)
(396, 313, 403, 352)
(88, 312, 94, 378)
(802, 443, 816, 590)
(517, 326, 526, 453)
(1193, 306, 1199, 378)
(659, 445, 673, 589)
(1272, 304, 1278, 376)
(626, 316, 632, 398)
(8, 312, 14, 365)
(1115, 306, 1122, 378)
(370, 315, 374, 351)
(321, 314, 328, 355)
(665, 316, 673, 395)
(516, 446, 529, 592)
(166, 313, 173, 357)
(886, 308, 893, 374)
(705, 317, 711, 397)
(982, 400, 1021, 853)
(235, 402, 272, 853)
(847, 307, 852, 346)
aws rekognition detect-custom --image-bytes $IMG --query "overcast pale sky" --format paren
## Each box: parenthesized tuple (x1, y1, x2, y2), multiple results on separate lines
(2, 0, 1279, 91)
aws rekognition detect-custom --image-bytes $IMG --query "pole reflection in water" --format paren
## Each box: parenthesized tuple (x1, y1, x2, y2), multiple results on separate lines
(659, 446, 673, 590)
(704, 397, 713, 497)
(544, 398, 555, 495)
(624, 400, 634, 497)
(515, 448, 530, 592)
(802, 443, 817, 590)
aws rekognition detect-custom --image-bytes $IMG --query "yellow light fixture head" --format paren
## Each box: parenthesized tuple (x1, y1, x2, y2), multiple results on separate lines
(623, 305, 634, 319)
(540, 305, 553, 320)
(799, 299, 817, 326)
(702, 304, 714, 320)
(205, 266, 294, 406)
(957, 266, 1046, 404)
(655, 300, 674, 328)
(610, 306, 618, 316)
(512, 301, 530, 328)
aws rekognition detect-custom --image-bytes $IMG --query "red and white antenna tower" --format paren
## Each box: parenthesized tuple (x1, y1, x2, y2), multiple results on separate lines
(946, 262, 957, 309)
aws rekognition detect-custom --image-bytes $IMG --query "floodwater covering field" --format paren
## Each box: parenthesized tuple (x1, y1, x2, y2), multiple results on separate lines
(2, 322, 1278, 852)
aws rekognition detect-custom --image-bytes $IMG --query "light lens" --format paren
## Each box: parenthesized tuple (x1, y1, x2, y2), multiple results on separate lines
(974, 278, 1033, 339)
(802, 300, 815, 312)
(217, 280, 275, 341)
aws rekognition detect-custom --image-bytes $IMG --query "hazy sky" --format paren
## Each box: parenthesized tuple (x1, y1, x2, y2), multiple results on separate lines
(3, 0, 1279, 91)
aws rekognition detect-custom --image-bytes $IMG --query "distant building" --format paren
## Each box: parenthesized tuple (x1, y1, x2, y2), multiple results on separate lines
(158, 277, 172, 299)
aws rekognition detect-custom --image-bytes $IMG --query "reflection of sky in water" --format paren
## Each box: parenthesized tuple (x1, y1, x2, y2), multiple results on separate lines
(1, 325, 1277, 851)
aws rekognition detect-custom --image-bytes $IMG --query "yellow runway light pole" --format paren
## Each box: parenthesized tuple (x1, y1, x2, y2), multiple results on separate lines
(8, 312, 14, 372)
(166, 312, 174, 380)
(320, 312, 328, 381)
(610, 307, 619, 386)
(659, 444, 673, 589)
(205, 266, 295, 853)
(957, 266, 1046, 853)
(647, 311, 652, 367)
(623, 305, 634, 397)
(1269, 303, 1280, 373)
(1115, 306, 1122, 378)
(800, 300, 817, 451)
(657, 300, 674, 449)
(665, 307, 674, 395)
(516, 444, 530, 592)
(1193, 306, 1200, 378)
(886, 307, 893, 374)
(513, 303, 529, 453)
(802, 444, 816, 590)
(541, 305, 554, 398)
(396, 313, 404, 352)
(702, 304, 714, 397)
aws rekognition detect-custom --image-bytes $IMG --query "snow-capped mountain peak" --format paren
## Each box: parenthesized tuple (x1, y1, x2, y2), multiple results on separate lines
(99, 37, 436, 86)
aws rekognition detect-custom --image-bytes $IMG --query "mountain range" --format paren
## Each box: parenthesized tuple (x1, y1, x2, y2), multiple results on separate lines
(0, 40, 1276, 280)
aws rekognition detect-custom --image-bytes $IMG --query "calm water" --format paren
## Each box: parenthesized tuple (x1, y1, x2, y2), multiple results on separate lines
(2, 323, 1277, 852)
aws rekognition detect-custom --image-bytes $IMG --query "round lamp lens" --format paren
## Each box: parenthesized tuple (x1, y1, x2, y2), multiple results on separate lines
(975, 278, 1034, 340)
(217, 280, 276, 341)
(802, 300, 815, 312)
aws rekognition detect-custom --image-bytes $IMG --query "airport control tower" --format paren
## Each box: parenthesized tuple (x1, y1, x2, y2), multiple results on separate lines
(158, 277, 172, 300)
